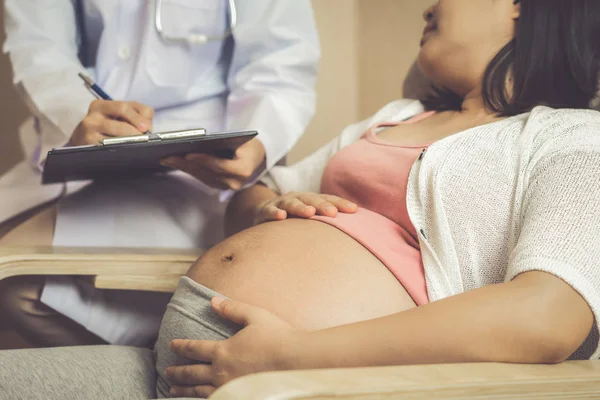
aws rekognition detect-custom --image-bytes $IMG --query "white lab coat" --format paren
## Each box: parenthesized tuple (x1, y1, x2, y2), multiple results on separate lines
(0, 0, 320, 345)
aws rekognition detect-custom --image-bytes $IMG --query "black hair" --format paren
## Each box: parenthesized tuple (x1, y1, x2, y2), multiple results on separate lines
(422, 0, 600, 115)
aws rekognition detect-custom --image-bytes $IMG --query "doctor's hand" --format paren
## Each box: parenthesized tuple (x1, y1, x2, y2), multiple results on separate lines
(71, 100, 154, 146)
(165, 298, 303, 398)
(254, 192, 358, 226)
(161, 138, 266, 191)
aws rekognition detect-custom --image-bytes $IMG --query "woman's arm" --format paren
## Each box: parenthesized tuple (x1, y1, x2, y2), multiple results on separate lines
(225, 185, 359, 237)
(224, 184, 278, 236)
(296, 271, 592, 369)
(296, 145, 600, 369)
(165, 270, 593, 397)
(223, 99, 424, 234)
(222, 95, 381, 235)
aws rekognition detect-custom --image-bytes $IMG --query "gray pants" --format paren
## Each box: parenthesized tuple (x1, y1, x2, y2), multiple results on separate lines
(0, 278, 239, 400)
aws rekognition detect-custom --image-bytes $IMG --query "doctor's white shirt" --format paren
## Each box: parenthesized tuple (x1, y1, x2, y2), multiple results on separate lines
(1, 0, 320, 345)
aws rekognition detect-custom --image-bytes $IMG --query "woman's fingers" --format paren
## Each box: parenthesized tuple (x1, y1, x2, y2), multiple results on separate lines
(170, 384, 215, 399)
(211, 297, 271, 326)
(255, 193, 354, 225)
(255, 203, 287, 224)
(294, 193, 357, 217)
(322, 194, 358, 213)
(169, 339, 216, 363)
(165, 363, 213, 385)
(279, 197, 316, 218)
(296, 194, 339, 217)
(252, 191, 359, 227)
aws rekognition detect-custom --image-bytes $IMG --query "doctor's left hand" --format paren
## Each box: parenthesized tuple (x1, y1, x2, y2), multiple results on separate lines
(161, 138, 266, 191)
(165, 298, 303, 398)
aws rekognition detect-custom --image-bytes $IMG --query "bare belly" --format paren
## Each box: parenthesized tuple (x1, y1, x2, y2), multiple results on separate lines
(187, 219, 417, 331)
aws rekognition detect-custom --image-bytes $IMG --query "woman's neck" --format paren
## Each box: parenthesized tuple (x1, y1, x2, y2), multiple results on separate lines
(455, 90, 503, 124)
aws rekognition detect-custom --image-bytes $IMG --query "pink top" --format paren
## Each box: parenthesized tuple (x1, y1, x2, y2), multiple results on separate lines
(311, 112, 435, 305)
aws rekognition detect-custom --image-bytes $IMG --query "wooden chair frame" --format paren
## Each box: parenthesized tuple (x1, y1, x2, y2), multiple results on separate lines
(1, 246, 599, 399)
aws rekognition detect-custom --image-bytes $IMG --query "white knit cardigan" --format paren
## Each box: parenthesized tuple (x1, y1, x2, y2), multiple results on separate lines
(261, 100, 600, 359)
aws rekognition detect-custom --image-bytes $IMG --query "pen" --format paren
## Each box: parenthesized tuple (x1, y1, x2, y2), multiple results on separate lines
(78, 72, 113, 100)
(78, 72, 153, 136)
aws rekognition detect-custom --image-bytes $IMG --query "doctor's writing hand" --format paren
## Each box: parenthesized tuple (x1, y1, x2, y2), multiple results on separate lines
(71, 100, 154, 146)
(161, 138, 266, 191)
(254, 192, 358, 226)
(165, 298, 303, 398)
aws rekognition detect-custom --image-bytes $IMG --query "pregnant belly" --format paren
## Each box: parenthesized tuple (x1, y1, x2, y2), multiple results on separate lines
(187, 218, 417, 331)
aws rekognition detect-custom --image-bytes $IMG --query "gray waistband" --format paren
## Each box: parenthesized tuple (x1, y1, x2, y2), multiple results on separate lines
(154, 277, 240, 398)
(167, 276, 239, 339)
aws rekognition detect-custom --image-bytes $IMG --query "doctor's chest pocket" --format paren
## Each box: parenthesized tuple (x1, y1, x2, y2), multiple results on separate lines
(147, 0, 229, 87)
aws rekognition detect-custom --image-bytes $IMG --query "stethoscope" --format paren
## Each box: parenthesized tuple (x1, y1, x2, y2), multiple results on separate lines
(154, 0, 237, 45)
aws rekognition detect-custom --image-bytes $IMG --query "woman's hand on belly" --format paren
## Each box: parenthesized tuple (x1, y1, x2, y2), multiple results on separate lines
(255, 192, 358, 225)
(166, 271, 595, 397)
(166, 297, 302, 399)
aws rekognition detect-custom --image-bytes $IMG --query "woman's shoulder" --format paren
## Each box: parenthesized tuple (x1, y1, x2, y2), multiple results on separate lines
(524, 106, 600, 151)
(529, 105, 600, 124)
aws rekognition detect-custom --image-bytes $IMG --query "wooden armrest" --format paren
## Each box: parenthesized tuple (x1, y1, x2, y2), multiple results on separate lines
(0, 246, 200, 292)
(210, 361, 600, 399)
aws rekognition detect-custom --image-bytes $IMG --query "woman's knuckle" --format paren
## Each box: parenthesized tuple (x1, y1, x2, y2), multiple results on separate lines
(296, 194, 311, 202)
(183, 340, 196, 354)
(220, 302, 233, 317)
(181, 366, 193, 380)
(214, 345, 229, 362)
(282, 200, 296, 209)
(193, 386, 207, 397)
(213, 370, 230, 386)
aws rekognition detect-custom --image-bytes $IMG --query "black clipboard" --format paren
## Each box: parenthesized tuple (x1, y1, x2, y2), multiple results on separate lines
(42, 130, 258, 184)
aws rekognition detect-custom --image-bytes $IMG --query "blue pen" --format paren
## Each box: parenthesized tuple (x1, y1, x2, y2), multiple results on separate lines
(78, 72, 113, 100)
(78, 73, 153, 136)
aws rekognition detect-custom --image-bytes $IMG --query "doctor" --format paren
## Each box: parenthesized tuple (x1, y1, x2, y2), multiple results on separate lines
(0, 0, 320, 347)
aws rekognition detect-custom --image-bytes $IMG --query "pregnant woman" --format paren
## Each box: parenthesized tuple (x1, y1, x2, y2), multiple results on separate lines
(155, 0, 600, 397)
(1, 0, 599, 399)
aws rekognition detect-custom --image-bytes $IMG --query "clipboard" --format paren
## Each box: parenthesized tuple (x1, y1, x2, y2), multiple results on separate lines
(42, 129, 258, 184)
